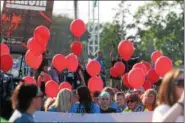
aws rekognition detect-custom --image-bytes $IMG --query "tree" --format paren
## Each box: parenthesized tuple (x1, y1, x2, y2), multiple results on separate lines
(47, 14, 89, 65)
(134, 0, 184, 66)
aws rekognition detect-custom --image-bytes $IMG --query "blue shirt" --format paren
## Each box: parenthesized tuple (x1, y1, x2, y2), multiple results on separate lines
(48, 105, 57, 112)
(111, 102, 118, 109)
(116, 105, 127, 113)
(95, 57, 105, 74)
(69, 102, 100, 113)
(9, 110, 35, 123)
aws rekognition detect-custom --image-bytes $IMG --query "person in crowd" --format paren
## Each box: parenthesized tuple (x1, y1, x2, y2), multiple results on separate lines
(63, 60, 86, 89)
(142, 89, 157, 111)
(133, 87, 145, 98)
(96, 51, 106, 87)
(69, 86, 100, 113)
(112, 88, 120, 94)
(115, 92, 127, 113)
(71, 90, 79, 104)
(9, 84, 42, 122)
(44, 97, 55, 112)
(103, 87, 118, 109)
(123, 93, 145, 112)
(110, 46, 126, 89)
(152, 69, 184, 122)
(48, 89, 72, 112)
(99, 91, 116, 113)
(48, 66, 60, 83)
(92, 91, 101, 105)
(34, 54, 49, 81)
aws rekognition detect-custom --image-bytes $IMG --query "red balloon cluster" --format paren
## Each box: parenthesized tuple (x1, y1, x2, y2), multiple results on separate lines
(45, 80, 59, 98)
(133, 63, 148, 75)
(52, 54, 66, 72)
(59, 82, 72, 91)
(110, 62, 125, 78)
(87, 60, 101, 77)
(23, 76, 37, 85)
(37, 73, 52, 86)
(25, 25, 50, 69)
(70, 19, 86, 38)
(155, 56, 173, 77)
(151, 50, 163, 63)
(146, 68, 159, 83)
(122, 73, 132, 88)
(118, 40, 134, 61)
(0, 43, 13, 72)
(70, 41, 83, 56)
(88, 76, 103, 93)
(143, 80, 152, 91)
(128, 68, 145, 89)
(65, 53, 79, 72)
(25, 50, 43, 70)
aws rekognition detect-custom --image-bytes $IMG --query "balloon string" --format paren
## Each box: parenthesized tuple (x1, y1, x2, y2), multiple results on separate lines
(126, 61, 129, 73)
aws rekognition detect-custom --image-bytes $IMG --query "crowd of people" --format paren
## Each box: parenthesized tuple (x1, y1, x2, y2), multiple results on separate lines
(0, 51, 184, 122)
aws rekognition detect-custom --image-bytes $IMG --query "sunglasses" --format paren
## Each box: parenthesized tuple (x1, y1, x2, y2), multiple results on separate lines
(174, 79, 184, 87)
(127, 100, 135, 104)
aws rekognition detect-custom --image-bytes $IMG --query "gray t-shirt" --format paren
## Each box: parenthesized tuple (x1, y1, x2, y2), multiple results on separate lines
(9, 110, 35, 122)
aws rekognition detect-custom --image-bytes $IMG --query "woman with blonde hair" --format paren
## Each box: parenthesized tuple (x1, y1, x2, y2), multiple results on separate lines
(142, 89, 157, 111)
(48, 89, 72, 112)
(152, 69, 184, 122)
(44, 98, 55, 112)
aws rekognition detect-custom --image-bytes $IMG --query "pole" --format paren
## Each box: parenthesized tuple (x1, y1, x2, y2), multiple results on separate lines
(74, 0, 78, 19)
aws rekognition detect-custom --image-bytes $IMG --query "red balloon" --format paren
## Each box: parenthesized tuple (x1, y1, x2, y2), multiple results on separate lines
(0, 43, 10, 55)
(0, 54, 13, 72)
(34, 25, 50, 46)
(141, 61, 152, 71)
(70, 19, 86, 37)
(52, 54, 66, 72)
(87, 60, 101, 77)
(143, 80, 152, 91)
(146, 68, 159, 83)
(25, 50, 43, 69)
(128, 68, 145, 89)
(45, 80, 59, 98)
(133, 63, 148, 75)
(59, 82, 72, 91)
(70, 41, 83, 56)
(114, 62, 125, 75)
(155, 56, 173, 77)
(27, 39, 31, 49)
(65, 53, 79, 72)
(88, 76, 103, 93)
(23, 76, 36, 85)
(27, 37, 44, 56)
(118, 40, 134, 61)
(37, 73, 52, 86)
(151, 50, 163, 63)
(110, 67, 120, 78)
(122, 73, 132, 88)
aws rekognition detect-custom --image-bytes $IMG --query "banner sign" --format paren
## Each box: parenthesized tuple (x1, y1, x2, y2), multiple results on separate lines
(34, 111, 153, 122)
(1, 0, 54, 54)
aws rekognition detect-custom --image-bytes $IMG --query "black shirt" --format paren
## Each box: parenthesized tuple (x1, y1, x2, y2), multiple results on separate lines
(100, 107, 116, 113)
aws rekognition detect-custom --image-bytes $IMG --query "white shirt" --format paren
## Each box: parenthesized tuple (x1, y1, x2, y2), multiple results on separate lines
(152, 104, 184, 122)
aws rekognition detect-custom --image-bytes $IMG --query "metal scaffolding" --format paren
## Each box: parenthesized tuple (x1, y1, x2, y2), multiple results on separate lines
(87, 0, 100, 58)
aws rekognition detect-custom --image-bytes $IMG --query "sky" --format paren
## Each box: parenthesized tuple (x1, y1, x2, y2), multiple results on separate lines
(1, 1, 146, 23)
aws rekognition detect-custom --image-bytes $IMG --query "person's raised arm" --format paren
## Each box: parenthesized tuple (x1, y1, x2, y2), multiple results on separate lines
(153, 91, 184, 122)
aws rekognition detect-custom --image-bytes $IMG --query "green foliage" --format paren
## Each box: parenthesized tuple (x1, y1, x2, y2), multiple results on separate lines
(100, 0, 184, 70)
(134, 1, 184, 66)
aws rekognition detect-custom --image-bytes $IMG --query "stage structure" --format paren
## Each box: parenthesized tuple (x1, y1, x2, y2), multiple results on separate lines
(87, 0, 100, 58)
(1, 0, 54, 77)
